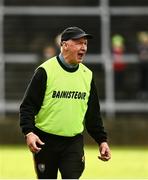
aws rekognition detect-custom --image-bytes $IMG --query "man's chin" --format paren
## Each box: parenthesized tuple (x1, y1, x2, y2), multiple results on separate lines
(77, 58, 84, 63)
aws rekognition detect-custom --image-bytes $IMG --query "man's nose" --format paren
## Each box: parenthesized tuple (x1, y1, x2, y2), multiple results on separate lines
(81, 44, 87, 51)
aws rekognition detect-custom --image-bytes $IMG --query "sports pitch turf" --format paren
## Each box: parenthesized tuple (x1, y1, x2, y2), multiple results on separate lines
(0, 145, 148, 179)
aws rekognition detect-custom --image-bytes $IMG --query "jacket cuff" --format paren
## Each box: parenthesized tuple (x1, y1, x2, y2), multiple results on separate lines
(22, 128, 34, 136)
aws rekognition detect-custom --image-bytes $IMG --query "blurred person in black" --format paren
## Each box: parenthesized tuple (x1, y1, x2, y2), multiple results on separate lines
(19, 26, 111, 179)
(137, 31, 148, 99)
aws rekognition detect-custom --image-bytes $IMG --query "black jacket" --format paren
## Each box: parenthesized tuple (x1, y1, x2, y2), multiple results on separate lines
(20, 56, 107, 144)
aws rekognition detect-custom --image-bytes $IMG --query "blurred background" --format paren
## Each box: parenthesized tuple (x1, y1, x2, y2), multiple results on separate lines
(0, 0, 148, 178)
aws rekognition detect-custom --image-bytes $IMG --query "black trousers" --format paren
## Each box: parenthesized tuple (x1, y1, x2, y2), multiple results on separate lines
(33, 128, 85, 179)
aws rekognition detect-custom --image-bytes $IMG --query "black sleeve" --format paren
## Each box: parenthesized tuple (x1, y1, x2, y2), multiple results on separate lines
(19, 67, 47, 135)
(85, 77, 107, 145)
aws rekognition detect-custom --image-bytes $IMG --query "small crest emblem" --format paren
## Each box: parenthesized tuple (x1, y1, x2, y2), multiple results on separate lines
(38, 163, 45, 172)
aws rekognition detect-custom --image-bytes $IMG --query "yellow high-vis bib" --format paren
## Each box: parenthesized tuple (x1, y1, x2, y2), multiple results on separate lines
(35, 57, 92, 137)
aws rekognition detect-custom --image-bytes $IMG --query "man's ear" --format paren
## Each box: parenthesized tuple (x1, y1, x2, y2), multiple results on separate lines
(62, 41, 68, 50)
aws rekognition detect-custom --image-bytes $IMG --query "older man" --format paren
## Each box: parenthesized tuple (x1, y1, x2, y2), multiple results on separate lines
(20, 26, 111, 179)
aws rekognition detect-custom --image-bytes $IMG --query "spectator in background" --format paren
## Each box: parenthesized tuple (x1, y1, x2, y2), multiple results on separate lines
(137, 31, 148, 99)
(42, 44, 57, 59)
(40, 35, 61, 62)
(38, 42, 59, 65)
(112, 34, 127, 99)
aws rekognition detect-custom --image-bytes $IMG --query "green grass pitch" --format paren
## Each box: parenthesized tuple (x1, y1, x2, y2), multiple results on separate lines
(0, 145, 148, 179)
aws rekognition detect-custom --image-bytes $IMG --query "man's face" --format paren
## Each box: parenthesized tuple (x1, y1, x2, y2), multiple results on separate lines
(63, 37, 88, 65)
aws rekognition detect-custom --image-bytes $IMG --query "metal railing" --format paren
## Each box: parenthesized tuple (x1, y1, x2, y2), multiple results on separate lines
(1, 0, 148, 115)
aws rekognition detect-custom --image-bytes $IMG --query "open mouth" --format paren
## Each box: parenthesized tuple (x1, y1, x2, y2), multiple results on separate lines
(78, 52, 85, 59)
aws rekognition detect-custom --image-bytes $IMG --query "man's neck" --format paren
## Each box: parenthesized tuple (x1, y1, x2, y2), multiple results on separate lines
(59, 53, 78, 69)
